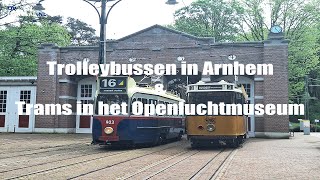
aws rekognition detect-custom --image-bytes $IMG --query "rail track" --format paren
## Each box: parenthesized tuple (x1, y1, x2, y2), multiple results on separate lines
(1, 135, 240, 180)
(3, 142, 185, 180)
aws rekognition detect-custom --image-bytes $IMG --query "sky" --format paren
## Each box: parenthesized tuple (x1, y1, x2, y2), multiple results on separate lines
(32, 0, 194, 39)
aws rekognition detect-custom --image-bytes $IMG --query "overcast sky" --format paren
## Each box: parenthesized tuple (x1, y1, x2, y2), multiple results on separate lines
(28, 0, 194, 39)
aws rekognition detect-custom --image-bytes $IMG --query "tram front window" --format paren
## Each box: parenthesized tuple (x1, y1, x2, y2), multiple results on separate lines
(95, 94, 129, 115)
(188, 92, 235, 104)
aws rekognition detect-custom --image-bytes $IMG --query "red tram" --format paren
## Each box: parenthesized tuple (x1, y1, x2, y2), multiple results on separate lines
(92, 77, 185, 146)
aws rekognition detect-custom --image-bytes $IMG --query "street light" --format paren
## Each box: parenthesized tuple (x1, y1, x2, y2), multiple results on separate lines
(83, 0, 122, 65)
(35, 0, 178, 65)
(166, 0, 178, 5)
(33, 2, 45, 11)
(33, 0, 46, 17)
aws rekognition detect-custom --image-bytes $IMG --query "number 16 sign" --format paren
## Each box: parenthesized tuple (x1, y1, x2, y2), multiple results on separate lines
(99, 76, 127, 94)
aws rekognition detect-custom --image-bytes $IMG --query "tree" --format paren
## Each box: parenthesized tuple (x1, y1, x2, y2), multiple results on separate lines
(65, 17, 98, 46)
(0, 0, 35, 25)
(0, 21, 71, 76)
(237, 0, 320, 41)
(171, 0, 243, 42)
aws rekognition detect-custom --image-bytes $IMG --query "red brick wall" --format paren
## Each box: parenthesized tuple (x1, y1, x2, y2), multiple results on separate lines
(36, 26, 289, 134)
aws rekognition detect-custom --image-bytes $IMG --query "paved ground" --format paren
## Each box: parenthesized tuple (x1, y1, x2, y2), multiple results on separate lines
(221, 133, 320, 180)
(0, 133, 319, 180)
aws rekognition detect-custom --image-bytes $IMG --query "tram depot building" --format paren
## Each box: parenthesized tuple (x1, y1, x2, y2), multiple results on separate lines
(0, 25, 290, 138)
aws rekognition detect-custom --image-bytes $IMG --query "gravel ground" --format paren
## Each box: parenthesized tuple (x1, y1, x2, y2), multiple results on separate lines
(0, 133, 319, 180)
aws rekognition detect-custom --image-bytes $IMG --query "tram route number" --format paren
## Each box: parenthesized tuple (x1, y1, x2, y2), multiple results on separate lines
(99, 77, 127, 93)
(106, 120, 115, 124)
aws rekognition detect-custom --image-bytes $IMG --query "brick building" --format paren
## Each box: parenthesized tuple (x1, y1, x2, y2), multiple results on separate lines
(1, 25, 290, 138)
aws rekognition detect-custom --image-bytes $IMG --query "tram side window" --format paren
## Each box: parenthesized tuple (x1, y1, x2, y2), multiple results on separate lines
(130, 98, 137, 114)
(142, 98, 148, 105)
(236, 93, 243, 104)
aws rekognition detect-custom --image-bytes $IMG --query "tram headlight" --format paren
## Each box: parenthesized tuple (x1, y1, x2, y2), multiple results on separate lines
(104, 127, 114, 135)
(207, 124, 215, 132)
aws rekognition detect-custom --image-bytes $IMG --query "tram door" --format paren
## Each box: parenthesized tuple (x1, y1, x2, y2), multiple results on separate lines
(0, 87, 36, 133)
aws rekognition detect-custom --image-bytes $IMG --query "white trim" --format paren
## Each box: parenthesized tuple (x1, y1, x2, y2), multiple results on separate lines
(254, 77, 264, 81)
(255, 96, 264, 99)
(76, 77, 96, 133)
(0, 86, 36, 133)
(255, 132, 290, 139)
(0, 76, 37, 81)
(59, 79, 77, 84)
(59, 96, 77, 100)
(34, 128, 76, 133)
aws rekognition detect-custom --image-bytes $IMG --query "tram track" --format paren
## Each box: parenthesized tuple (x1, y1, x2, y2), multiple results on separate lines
(0, 146, 115, 173)
(0, 142, 86, 154)
(2, 151, 127, 180)
(125, 147, 237, 180)
(210, 149, 238, 180)
(0, 143, 89, 159)
(188, 148, 236, 180)
(143, 150, 201, 180)
(188, 149, 226, 180)
(3, 142, 184, 180)
(120, 150, 192, 180)
(66, 142, 185, 180)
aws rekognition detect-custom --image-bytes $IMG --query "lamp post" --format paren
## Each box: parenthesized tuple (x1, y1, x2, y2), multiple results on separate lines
(35, 0, 178, 65)
(33, 0, 46, 17)
(83, 0, 124, 65)
(166, 0, 178, 5)
(84, 0, 178, 65)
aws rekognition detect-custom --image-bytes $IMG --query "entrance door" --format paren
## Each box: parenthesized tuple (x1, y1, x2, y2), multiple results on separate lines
(0, 90, 8, 132)
(0, 87, 36, 133)
(15, 88, 36, 132)
(241, 83, 255, 137)
(76, 77, 96, 133)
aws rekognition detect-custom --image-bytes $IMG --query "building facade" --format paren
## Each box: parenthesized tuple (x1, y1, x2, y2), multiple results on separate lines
(1, 25, 290, 138)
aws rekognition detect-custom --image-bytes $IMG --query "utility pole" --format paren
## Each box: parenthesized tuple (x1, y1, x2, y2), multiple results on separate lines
(99, 0, 107, 65)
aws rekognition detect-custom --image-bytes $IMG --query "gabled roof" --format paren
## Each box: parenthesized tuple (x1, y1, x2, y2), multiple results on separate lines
(117, 24, 215, 42)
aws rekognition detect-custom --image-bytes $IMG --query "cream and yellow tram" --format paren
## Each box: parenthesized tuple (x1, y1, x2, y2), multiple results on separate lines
(186, 80, 248, 148)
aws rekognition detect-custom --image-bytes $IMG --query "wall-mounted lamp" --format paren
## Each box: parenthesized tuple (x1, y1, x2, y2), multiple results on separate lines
(228, 54, 237, 61)
(177, 56, 185, 62)
(129, 58, 136, 63)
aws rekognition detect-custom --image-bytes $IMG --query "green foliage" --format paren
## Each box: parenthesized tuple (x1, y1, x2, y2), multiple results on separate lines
(0, 21, 71, 76)
(172, 0, 320, 120)
(288, 27, 320, 99)
(65, 17, 98, 46)
(172, 0, 243, 41)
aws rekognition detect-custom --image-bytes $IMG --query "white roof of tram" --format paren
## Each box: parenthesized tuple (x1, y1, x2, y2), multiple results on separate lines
(187, 80, 243, 94)
(127, 77, 185, 102)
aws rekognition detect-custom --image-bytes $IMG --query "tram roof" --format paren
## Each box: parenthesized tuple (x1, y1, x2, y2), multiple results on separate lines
(187, 80, 243, 94)
(126, 77, 184, 102)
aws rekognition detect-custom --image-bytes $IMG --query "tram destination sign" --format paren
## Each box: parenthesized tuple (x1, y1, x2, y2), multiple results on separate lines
(198, 85, 222, 90)
(99, 77, 127, 94)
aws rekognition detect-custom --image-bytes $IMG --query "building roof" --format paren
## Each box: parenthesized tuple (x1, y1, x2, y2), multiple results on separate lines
(0, 76, 37, 86)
